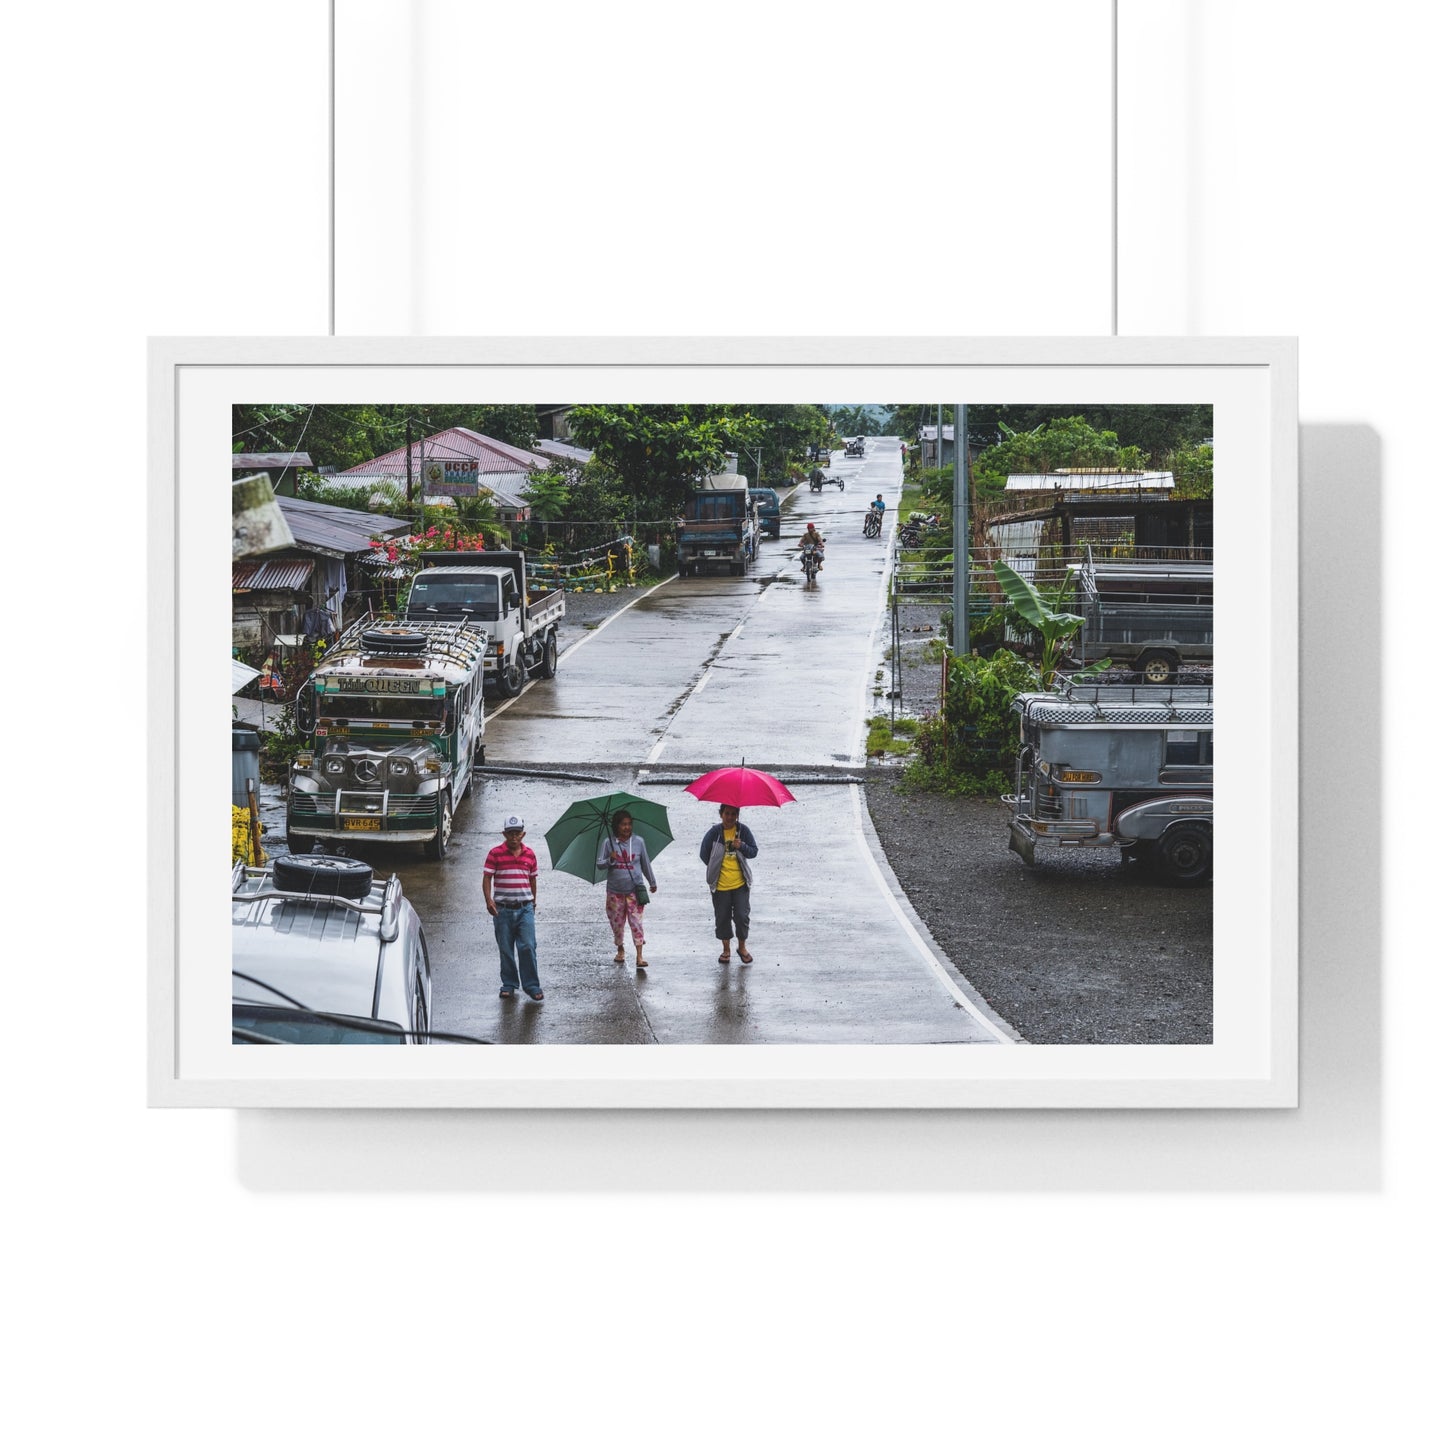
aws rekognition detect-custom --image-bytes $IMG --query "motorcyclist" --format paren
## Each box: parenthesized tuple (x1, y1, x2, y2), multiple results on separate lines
(800, 522, 826, 570)
(864, 493, 886, 538)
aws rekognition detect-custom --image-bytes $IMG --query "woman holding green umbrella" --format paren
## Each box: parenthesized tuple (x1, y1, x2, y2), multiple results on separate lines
(596, 809, 659, 968)
(544, 792, 672, 971)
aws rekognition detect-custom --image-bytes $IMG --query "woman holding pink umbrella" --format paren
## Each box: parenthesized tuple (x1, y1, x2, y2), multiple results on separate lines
(698, 803, 758, 963)
(687, 764, 795, 965)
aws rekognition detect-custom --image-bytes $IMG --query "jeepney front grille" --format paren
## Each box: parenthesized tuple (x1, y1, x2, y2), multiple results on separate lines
(384, 794, 438, 819)
(1033, 789, 1064, 820)
(299, 791, 436, 820)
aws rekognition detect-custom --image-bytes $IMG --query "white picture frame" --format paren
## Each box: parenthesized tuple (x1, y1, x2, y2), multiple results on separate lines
(150, 336, 1297, 1108)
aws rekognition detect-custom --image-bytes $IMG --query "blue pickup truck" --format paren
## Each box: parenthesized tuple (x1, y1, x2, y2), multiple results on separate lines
(676, 480, 760, 577)
(749, 487, 781, 538)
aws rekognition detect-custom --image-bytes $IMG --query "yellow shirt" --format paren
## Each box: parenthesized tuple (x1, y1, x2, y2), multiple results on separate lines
(716, 825, 745, 890)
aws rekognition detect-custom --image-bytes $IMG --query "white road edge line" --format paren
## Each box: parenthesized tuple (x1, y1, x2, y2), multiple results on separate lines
(850, 782, 1019, 1044)
(491, 572, 680, 721)
(851, 472, 903, 767)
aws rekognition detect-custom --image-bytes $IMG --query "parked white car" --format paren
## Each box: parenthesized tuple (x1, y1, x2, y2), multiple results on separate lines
(231, 854, 481, 1043)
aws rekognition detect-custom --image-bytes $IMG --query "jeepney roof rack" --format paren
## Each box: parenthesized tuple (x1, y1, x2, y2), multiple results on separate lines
(1014, 680, 1213, 727)
(326, 612, 491, 672)
(1057, 679, 1213, 706)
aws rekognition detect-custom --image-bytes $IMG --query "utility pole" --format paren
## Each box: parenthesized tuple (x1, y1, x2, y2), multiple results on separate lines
(405, 417, 413, 505)
(954, 404, 969, 655)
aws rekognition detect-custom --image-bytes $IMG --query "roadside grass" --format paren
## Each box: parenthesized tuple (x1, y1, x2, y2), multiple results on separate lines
(867, 714, 920, 758)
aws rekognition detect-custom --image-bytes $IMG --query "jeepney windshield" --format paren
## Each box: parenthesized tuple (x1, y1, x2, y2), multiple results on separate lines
(321, 695, 446, 722)
(407, 573, 502, 619)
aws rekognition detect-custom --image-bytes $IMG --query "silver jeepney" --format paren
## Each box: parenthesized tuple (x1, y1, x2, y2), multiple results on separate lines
(1004, 681, 1213, 884)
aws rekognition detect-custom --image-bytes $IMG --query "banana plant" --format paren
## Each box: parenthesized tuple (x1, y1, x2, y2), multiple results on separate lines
(992, 559, 1109, 689)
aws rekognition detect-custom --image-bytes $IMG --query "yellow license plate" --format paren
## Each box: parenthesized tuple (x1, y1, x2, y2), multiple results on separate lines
(343, 817, 382, 831)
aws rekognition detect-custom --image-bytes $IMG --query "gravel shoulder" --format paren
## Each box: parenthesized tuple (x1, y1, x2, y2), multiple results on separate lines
(863, 597, 1213, 1046)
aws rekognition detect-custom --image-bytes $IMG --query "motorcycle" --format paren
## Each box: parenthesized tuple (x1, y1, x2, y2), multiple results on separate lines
(800, 542, 823, 582)
(899, 511, 942, 547)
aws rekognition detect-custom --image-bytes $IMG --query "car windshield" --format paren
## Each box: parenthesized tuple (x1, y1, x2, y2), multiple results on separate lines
(407, 574, 501, 619)
(232, 1005, 406, 1044)
(321, 695, 444, 722)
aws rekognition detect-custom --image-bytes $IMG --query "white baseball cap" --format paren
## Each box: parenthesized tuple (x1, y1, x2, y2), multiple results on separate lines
(503, 815, 525, 831)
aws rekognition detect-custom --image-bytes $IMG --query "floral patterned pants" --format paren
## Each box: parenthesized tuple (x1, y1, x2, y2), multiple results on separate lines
(606, 890, 646, 947)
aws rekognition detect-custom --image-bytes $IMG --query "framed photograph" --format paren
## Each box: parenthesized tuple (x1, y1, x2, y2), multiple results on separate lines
(149, 337, 1297, 1107)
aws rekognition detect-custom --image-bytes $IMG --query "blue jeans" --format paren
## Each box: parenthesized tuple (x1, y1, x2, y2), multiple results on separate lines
(493, 903, 540, 994)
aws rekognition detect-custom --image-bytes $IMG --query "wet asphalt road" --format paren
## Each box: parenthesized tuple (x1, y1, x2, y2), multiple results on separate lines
(313, 442, 1014, 1046)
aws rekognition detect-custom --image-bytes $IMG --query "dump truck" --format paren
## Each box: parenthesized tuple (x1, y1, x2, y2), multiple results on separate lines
(676, 473, 760, 577)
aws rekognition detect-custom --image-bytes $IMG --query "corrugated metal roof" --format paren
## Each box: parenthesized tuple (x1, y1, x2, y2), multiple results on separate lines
(336, 427, 544, 485)
(233, 452, 313, 469)
(355, 556, 410, 580)
(534, 438, 592, 465)
(1005, 471, 1175, 492)
(233, 557, 315, 590)
(275, 495, 410, 556)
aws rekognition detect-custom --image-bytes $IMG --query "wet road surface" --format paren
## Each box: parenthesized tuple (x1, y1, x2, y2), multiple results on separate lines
(288, 442, 1016, 1047)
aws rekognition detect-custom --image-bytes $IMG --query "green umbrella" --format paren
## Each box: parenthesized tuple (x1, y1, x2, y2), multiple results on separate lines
(544, 791, 673, 884)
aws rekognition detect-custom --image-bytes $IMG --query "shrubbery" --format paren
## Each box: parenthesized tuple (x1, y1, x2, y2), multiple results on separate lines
(903, 648, 1038, 796)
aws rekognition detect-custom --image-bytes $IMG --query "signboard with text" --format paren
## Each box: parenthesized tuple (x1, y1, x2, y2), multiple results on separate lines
(424, 458, 479, 496)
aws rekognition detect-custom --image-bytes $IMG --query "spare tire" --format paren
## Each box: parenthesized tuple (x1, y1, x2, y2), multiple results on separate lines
(273, 853, 375, 900)
(361, 628, 428, 654)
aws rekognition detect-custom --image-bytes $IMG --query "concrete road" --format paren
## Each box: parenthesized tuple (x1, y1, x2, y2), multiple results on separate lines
(359, 441, 1016, 1046)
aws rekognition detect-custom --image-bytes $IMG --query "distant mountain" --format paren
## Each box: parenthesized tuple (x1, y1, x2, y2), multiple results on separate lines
(824, 404, 889, 419)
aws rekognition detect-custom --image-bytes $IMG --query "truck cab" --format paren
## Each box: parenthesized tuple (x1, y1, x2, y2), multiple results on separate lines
(677, 475, 760, 577)
(1004, 681, 1213, 883)
(749, 487, 781, 538)
(404, 550, 564, 696)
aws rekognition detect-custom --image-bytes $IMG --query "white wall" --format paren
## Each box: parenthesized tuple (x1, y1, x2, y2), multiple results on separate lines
(8, 2, 1434, 1441)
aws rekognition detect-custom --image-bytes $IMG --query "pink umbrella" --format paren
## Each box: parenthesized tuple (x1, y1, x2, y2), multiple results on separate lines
(685, 762, 796, 808)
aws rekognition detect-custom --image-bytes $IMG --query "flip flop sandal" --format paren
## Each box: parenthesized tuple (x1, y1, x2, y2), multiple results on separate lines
(737, 948, 754, 964)
(613, 951, 626, 963)
(636, 958, 648, 968)
(499, 988, 515, 999)
(718, 953, 731, 964)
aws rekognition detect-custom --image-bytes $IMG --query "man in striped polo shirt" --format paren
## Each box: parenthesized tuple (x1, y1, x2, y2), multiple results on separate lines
(483, 814, 543, 1001)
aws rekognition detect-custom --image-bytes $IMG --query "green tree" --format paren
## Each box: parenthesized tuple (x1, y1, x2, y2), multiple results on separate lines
(731, 404, 831, 483)
(1164, 442, 1213, 499)
(972, 415, 1147, 503)
(566, 405, 764, 519)
(992, 559, 1090, 689)
(521, 469, 572, 522)
(829, 404, 881, 437)
(232, 403, 539, 473)
(966, 405, 1211, 463)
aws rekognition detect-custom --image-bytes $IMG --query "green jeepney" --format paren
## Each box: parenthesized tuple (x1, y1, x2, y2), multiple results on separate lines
(286, 618, 488, 860)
